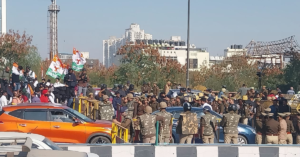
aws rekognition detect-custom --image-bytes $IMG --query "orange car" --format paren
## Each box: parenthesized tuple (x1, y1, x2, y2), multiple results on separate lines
(0, 103, 112, 144)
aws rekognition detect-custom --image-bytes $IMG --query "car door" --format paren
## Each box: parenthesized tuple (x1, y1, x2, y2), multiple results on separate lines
(16, 109, 51, 138)
(49, 109, 86, 143)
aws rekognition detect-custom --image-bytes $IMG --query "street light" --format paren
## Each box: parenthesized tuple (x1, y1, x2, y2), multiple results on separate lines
(186, 0, 190, 88)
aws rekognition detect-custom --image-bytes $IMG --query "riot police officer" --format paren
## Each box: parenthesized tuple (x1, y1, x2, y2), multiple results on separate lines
(220, 104, 241, 144)
(155, 102, 173, 143)
(176, 102, 198, 144)
(200, 106, 217, 144)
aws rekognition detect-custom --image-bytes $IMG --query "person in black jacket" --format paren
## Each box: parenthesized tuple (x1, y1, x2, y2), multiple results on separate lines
(64, 68, 77, 107)
(117, 84, 126, 97)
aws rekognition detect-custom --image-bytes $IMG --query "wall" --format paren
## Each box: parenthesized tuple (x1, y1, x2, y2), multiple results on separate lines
(60, 145, 300, 157)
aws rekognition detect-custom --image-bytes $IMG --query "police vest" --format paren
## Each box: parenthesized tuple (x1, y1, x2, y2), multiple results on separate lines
(223, 113, 240, 134)
(155, 111, 173, 134)
(180, 112, 198, 135)
(126, 101, 135, 117)
(99, 102, 114, 120)
(203, 113, 216, 136)
(139, 114, 156, 136)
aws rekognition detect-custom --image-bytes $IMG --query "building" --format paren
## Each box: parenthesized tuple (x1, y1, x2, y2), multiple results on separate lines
(0, 0, 6, 34)
(58, 52, 91, 63)
(224, 45, 247, 57)
(103, 23, 153, 67)
(112, 36, 210, 71)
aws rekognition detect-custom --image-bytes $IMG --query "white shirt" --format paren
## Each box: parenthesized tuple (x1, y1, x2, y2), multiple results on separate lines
(203, 103, 212, 110)
(28, 70, 35, 79)
(0, 95, 8, 110)
(49, 92, 55, 103)
(33, 80, 38, 88)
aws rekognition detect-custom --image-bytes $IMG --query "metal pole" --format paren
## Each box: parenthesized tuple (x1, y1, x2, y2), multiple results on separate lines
(186, 0, 190, 88)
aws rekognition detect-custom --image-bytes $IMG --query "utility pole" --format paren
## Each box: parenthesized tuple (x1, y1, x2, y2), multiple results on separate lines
(186, 0, 190, 88)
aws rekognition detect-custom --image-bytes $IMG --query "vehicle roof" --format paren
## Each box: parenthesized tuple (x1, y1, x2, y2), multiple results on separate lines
(0, 132, 45, 141)
(2, 103, 67, 111)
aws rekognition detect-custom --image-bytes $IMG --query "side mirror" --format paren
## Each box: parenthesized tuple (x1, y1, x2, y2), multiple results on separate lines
(74, 118, 81, 124)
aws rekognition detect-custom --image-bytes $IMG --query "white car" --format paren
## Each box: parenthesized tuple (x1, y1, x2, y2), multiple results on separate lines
(0, 132, 98, 157)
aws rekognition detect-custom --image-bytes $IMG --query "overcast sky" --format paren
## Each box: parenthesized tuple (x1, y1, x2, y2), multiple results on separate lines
(7, 0, 300, 62)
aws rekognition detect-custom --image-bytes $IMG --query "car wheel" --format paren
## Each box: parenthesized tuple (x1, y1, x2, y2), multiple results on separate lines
(237, 135, 247, 144)
(90, 136, 111, 144)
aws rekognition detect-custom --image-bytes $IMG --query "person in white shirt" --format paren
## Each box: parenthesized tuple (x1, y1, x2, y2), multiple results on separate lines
(200, 97, 212, 110)
(0, 91, 8, 111)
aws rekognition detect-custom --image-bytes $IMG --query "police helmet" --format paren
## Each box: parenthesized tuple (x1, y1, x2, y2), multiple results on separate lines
(113, 84, 118, 88)
(101, 84, 107, 89)
(129, 84, 134, 90)
(183, 102, 192, 111)
(180, 88, 186, 92)
(118, 84, 123, 89)
(228, 104, 238, 111)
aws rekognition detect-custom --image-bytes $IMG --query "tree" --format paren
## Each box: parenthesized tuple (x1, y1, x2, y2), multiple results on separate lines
(18, 47, 42, 78)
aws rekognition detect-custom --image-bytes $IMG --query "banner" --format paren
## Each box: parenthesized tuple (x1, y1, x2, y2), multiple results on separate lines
(72, 48, 86, 72)
(46, 55, 63, 79)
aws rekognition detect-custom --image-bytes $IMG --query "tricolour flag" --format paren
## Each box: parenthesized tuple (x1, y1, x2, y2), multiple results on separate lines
(72, 48, 86, 72)
(46, 55, 63, 78)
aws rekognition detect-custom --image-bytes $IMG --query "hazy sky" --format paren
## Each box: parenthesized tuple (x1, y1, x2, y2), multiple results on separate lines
(7, 0, 300, 62)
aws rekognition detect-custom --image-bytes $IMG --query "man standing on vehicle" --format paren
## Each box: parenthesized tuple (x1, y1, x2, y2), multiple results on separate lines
(155, 102, 173, 143)
(77, 68, 89, 96)
(284, 112, 294, 144)
(176, 102, 198, 144)
(99, 95, 114, 120)
(138, 106, 165, 143)
(200, 106, 217, 144)
(220, 104, 241, 144)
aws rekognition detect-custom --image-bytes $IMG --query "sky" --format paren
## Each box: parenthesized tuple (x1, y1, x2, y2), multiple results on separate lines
(7, 0, 300, 62)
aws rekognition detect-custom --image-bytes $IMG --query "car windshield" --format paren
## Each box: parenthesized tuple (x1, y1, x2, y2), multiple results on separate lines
(42, 138, 62, 150)
(65, 108, 94, 122)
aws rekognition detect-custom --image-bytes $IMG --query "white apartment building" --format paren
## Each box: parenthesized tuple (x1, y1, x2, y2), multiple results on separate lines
(0, 0, 6, 34)
(103, 23, 152, 67)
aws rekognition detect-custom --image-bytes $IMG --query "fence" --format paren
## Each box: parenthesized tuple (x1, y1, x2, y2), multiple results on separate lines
(111, 123, 128, 144)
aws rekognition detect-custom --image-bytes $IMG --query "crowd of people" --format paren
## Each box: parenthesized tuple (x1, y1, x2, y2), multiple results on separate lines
(1, 64, 300, 144)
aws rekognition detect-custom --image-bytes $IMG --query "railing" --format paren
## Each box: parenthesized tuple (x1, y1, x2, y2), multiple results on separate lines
(73, 97, 100, 120)
(112, 123, 128, 144)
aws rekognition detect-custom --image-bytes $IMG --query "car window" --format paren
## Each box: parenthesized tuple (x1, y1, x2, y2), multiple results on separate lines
(24, 109, 48, 121)
(50, 110, 75, 123)
(8, 109, 23, 119)
(172, 110, 205, 119)
(65, 108, 94, 122)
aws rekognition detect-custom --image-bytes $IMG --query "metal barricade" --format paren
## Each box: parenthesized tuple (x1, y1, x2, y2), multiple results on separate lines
(88, 100, 100, 120)
(73, 96, 88, 113)
(111, 123, 128, 144)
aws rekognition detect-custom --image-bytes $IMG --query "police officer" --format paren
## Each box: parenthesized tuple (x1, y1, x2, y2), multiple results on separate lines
(278, 113, 287, 144)
(176, 102, 198, 144)
(177, 88, 186, 97)
(126, 93, 135, 118)
(220, 104, 241, 144)
(155, 102, 173, 143)
(99, 95, 114, 120)
(200, 106, 217, 144)
(127, 84, 135, 96)
(265, 113, 280, 144)
(295, 112, 300, 144)
(255, 113, 264, 144)
(284, 112, 294, 144)
(120, 109, 134, 142)
(239, 96, 250, 125)
(138, 106, 165, 143)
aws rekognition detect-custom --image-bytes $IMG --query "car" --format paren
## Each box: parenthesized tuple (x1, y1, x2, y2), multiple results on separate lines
(0, 103, 112, 144)
(167, 89, 202, 98)
(0, 132, 98, 157)
(152, 107, 256, 144)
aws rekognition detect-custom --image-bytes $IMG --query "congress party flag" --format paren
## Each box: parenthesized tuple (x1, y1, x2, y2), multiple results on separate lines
(46, 55, 63, 78)
(72, 48, 86, 72)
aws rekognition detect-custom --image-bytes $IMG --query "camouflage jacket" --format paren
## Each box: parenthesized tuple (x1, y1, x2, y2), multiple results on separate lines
(99, 101, 114, 120)
(126, 101, 135, 118)
(155, 111, 173, 134)
(138, 113, 156, 136)
(176, 111, 198, 135)
(201, 113, 216, 136)
(221, 112, 241, 134)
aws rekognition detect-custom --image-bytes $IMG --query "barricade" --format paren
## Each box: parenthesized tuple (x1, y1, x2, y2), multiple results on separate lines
(111, 122, 128, 143)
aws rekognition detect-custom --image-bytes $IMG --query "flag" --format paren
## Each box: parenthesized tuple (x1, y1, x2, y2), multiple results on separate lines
(60, 64, 69, 79)
(46, 55, 63, 78)
(72, 48, 86, 72)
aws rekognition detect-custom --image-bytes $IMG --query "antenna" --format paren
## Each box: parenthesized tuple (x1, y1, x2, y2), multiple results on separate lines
(27, 126, 38, 134)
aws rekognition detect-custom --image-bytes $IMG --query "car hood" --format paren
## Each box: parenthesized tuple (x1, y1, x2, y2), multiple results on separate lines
(87, 120, 112, 128)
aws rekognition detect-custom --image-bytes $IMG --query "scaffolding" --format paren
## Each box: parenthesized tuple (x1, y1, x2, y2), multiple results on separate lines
(48, 0, 60, 60)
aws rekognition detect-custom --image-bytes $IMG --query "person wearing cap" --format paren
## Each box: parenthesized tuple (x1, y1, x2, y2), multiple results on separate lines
(126, 93, 135, 118)
(283, 112, 294, 144)
(163, 81, 171, 95)
(269, 98, 279, 120)
(141, 82, 149, 95)
(239, 96, 250, 125)
(176, 102, 198, 144)
(155, 102, 173, 143)
(220, 104, 241, 144)
(177, 88, 186, 97)
(138, 106, 165, 143)
(120, 109, 134, 142)
(200, 106, 217, 144)
(152, 82, 160, 96)
(112, 91, 122, 114)
(278, 113, 287, 144)
(255, 113, 264, 144)
(254, 99, 263, 121)
(99, 95, 114, 120)
(265, 112, 280, 144)
(174, 96, 181, 106)
(149, 95, 159, 112)
(200, 97, 212, 110)
(217, 98, 224, 115)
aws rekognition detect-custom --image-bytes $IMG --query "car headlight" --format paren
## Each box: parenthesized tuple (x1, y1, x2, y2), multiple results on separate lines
(249, 127, 256, 134)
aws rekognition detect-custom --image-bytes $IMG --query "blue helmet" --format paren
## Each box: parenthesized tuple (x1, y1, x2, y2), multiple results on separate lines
(183, 102, 192, 111)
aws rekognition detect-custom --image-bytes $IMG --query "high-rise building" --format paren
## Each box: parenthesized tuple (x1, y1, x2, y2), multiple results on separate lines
(102, 23, 152, 67)
(0, 0, 6, 34)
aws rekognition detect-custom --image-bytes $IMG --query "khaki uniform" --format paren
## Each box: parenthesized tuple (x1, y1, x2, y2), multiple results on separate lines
(200, 112, 217, 144)
(218, 102, 224, 114)
(138, 113, 157, 143)
(126, 101, 135, 118)
(220, 112, 241, 144)
(265, 119, 280, 144)
(176, 111, 198, 144)
(286, 119, 294, 144)
(240, 104, 250, 125)
(152, 86, 160, 96)
(155, 111, 173, 143)
(149, 101, 159, 112)
(99, 101, 114, 120)
(174, 101, 182, 107)
(279, 119, 287, 144)
(255, 118, 263, 144)
(121, 115, 133, 142)
(295, 118, 300, 144)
